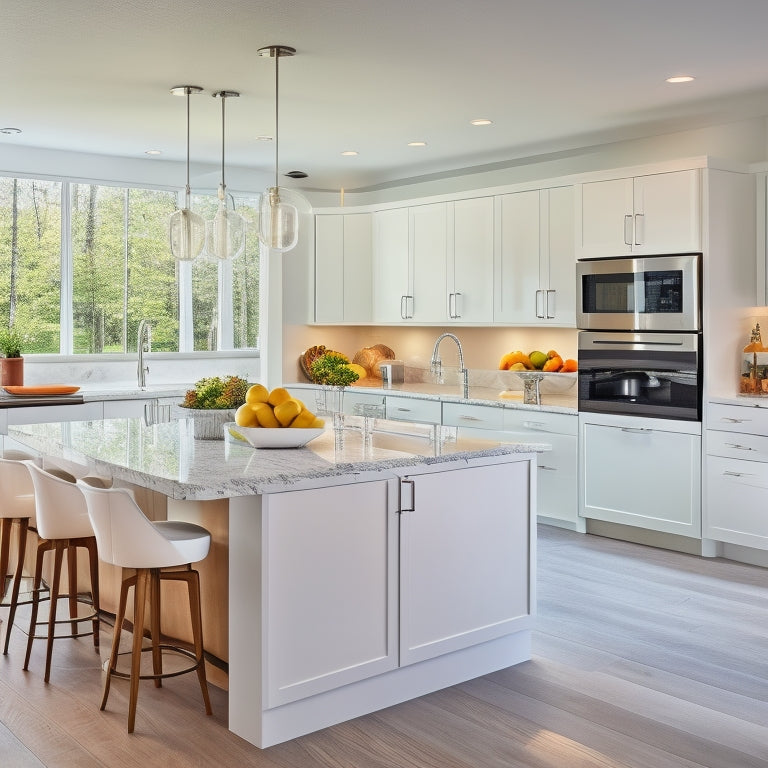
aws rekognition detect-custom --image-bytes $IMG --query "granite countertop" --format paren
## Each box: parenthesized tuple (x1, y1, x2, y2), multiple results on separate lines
(8, 417, 546, 501)
(288, 381, 578, 415)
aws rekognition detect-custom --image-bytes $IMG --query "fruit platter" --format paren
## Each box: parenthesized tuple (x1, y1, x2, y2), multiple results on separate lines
(498, 348, 577, 395)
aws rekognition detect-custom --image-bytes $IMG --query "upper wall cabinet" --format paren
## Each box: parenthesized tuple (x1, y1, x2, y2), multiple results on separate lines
(494, 186, 575, 326)
(576, 169, 701, 259)
(372, 199, 494, 324)
(315, 213, 373, 323)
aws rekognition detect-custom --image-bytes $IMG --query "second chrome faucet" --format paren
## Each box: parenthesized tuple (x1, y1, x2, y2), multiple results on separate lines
(430, 332, 469, 398)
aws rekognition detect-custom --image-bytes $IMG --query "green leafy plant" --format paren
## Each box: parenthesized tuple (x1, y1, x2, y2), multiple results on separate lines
(0, 326, 24, 358)
(309, 353, 360, 387)
(181, 375, 250, 410)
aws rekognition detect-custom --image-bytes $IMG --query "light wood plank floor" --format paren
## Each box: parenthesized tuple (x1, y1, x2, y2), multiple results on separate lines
(2, 525, 768, 767)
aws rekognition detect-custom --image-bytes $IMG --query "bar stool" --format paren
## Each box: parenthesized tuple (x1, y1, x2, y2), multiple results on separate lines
(23, 463, 101, 682)
(0, 450, 39, 656)
(76, 478, 212, 733)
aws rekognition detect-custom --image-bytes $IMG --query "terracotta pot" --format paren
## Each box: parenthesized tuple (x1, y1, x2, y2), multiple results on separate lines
(1, 356, 24, 387)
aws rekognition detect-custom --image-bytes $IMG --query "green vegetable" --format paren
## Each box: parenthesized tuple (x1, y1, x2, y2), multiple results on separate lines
(309, 353, 360, 387)
(181, 375, 250, 410)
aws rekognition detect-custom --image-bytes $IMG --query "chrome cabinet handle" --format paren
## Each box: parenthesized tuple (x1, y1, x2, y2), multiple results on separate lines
(395, 407, 412, 412)
(724, 442, 755, 451)
(458, 414, 483, 422)
(538, 465, 556, 471)
(546, 289, 556, 319)
(621, 427, 653, 434)
(448, 292, 455, 319)
(400, 295, 407, 319)
(523, 421, 546, 430)
(400, 478, 416, 513)
(723, 470, 755, 478)
(634, 213, 644, 245)
(721, 417, 749, 423)
(624, 214, 633, 245)
(535, 289, 545, 319)
(454, 292, 462, 319)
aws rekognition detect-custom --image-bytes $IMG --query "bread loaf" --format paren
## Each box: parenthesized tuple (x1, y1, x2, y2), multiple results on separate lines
(352, 345, 396, 378)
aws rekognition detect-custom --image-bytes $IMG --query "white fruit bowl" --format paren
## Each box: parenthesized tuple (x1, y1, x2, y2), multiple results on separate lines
(224, 423, 324, 448)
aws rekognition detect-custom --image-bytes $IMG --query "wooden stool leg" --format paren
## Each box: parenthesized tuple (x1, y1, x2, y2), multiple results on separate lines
(3, 518, 29, 656)
(150, 568, 162, 688)
(86, 538, 100, 651)
(0, 518, 11, 601)
(43, 541, 65, 684)
(186, 569, 212, 716)
(23, 538, 47, 671)
(67, 544, 78, 638)
(128, 569, 149, 734)
(102, 570, 132, 712)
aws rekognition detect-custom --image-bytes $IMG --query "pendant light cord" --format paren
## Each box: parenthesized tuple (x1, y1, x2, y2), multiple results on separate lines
(274, 51, 280, 190)
(185, 86, 192, 205)
(220, 94, 226, 196)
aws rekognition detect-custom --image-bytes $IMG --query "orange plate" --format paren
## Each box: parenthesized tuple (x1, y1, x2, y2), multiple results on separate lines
(3, 385, 81, 396)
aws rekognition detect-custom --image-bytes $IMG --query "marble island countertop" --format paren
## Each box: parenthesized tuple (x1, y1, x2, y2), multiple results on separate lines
(8, 417, 547, 500)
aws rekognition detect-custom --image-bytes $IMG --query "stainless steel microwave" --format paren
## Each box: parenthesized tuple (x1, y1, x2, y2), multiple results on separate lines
(576, 253, 701, 332)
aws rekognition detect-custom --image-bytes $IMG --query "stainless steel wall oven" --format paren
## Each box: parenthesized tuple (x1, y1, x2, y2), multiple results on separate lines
(577, 331, 701, 421)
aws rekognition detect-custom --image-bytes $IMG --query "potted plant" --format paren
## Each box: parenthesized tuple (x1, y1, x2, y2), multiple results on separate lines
(179, 375, 250, 439)
(0, 326, 25, 386)
(310, 353, 360, 422)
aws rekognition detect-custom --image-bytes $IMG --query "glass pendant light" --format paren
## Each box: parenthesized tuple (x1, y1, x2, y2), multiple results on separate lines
(257, 45, 299, 253)
(169, 85, 205, 262)
(209, 90, 246, 260)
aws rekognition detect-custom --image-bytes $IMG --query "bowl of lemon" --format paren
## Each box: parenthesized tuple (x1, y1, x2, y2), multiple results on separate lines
(226, 384, 325, 448)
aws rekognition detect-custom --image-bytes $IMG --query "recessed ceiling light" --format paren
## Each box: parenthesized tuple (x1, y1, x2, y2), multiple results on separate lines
(0, 127, 21, 135)
(145, 149, 162, 156)
(285, 170, 308, 178)
(470, 119, 493, 126)
(408, 141, 427, 147)
(341, 150, 358, 156)
(666, 75, 695, 83)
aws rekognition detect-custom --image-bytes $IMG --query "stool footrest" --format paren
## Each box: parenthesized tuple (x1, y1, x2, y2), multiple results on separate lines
(107, 645, 203, 682)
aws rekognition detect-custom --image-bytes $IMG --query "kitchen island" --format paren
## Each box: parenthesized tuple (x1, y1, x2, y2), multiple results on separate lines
(8, 416, 541, 748)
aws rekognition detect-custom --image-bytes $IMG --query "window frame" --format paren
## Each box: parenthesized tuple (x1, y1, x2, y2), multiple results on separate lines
(0, 171, 257, 357)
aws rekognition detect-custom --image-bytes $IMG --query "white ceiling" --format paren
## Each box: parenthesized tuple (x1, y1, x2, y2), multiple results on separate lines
(4, 0, 768, 192)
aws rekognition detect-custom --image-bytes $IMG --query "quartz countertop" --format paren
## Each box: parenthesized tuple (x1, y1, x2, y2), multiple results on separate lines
(8, 417, 546, 501)
(288, 381, 578, 414)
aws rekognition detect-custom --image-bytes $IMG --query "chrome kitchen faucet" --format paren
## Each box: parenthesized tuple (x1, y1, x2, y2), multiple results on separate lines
(137, 319, 151, 389)
(430, 332, 469, 398)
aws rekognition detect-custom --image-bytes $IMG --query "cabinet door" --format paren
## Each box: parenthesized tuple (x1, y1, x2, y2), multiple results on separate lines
(542, 186, 576, 325)
(342, 213, 373, 322)
(580, 418, 701, 536)
(704, 455, 768, 549)
(494, 190, 540, 323)
(633, 170, 700, 255)
(373, 208, 410, 322)
(315, 215, 344, 323)
(263, 480, 399, 707)
(398, 459, 533, 666)
(450, 197, 494, 323)
(578, 177, 634, 258)
(410, 203, 447, 322)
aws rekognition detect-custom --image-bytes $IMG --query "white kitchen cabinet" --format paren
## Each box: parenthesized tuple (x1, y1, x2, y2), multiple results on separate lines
(577, 169, 701, 258)
(704, 401, 768, 549)
(315, 213, 372, 323)
(373, 207, 410, 322)
(579, 412, 701, 537)
(504, 409, 580, 530)
(372, 199, 493, 324)
(494, 186, 575, 325)
(384, 396, 442, 424)
(448, 197, 494, 323)
(396, 458, 533, 666)
(263, 480, 399, 707)
(409, 202, 448, 322)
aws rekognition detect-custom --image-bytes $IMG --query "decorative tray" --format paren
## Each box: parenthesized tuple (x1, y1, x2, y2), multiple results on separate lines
(3, 385, 81, 396)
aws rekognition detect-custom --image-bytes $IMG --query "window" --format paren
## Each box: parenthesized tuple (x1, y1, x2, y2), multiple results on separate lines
(0, 178, 62, 353)
(71, 184, 179, 353)
(0, 175, 261, 355)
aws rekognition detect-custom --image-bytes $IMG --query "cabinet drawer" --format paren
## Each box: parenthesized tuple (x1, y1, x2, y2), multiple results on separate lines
(343, 391, 386, 417)
(442, 402, 505, 431)
(707, 429, 768, 463)
(708, 402, 768, 436)
(705, 455, 768, 549)
(504, 409, 577, 436)
(385, 397, 441, 424)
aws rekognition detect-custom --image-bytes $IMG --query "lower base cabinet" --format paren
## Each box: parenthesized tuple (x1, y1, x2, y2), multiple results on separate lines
(228, 454, 535, 746)
(579, 413, 702, 537)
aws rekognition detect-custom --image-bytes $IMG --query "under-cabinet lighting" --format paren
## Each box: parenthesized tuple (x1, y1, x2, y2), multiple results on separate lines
(666, 75, 695, 83)
(408, 141, 427, 147)
(341, 150, 359, 156)
(470, 118, 493, 126)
